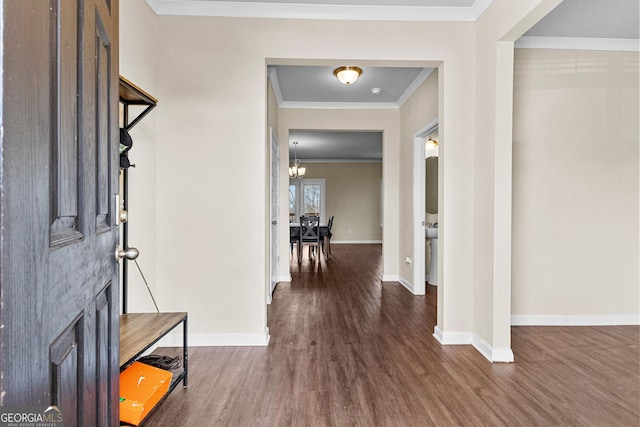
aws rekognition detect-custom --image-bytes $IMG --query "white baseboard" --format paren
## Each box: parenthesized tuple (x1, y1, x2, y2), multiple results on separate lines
(511, 314, 640, 326)
(379, 274, 422, 295)
(491, 347, 515, 363)
(433, 326, 472, 345)
(471, 334, 492, 361)
(331, 240, 383, 244)
(471, 334, 514, 363)
(278, 274, 292, 283)
(433, 327, 513, 363)
(398, 276, 415, 293)
(157, 328, 271, 347)
(433, 326, 442, 342)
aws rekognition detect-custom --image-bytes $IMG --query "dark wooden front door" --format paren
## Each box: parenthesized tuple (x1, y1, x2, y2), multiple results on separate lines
(0, 1, 120, 426)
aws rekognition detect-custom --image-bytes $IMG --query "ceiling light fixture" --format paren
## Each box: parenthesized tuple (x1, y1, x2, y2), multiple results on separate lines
(333, 66, 362, 85)
(289, 141, 306, 179)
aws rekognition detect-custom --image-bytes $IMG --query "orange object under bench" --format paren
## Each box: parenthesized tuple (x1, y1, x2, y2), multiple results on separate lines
(119, 361, 172, 425)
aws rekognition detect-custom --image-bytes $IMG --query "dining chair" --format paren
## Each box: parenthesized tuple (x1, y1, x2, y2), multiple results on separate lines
(290, 224, 300, 255)
(299, 215, 320, 262)
(322, 215, 334, 257)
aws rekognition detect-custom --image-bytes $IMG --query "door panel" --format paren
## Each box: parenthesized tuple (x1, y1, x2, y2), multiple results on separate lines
(95, 13, 113, 233)
(1, 1, 120, 425)
(50, 316, 83, 427)
(50, 0, 82, 246)
(95, 284, 113, 426)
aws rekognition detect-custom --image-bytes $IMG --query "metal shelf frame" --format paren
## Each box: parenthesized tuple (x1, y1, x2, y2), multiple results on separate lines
(119, 76, 157, 314)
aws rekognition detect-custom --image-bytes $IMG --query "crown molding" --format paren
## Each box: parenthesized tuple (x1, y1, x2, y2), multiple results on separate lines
(267, 68, 284, 105)
(299, 159, 382, 163)
(471, 0, 493, 20)
(515, 36, 640, 52)
(145, 0, 492, 21)
(396, 67, 435, 107)
(279, 100, 400, 109)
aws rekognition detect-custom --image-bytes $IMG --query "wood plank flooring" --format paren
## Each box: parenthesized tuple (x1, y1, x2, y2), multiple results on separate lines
(144, 244, 640, 426)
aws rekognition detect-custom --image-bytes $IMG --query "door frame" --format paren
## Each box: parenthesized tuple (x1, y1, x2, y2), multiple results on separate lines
(268, 127, 279, 304)
(412, 118, 438, 296)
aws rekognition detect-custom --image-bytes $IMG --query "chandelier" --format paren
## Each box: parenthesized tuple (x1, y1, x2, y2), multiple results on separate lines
(289, 141, 306, 179)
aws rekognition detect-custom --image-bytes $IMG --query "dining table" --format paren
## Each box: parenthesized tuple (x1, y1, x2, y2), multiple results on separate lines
(290, 222, 332, 259)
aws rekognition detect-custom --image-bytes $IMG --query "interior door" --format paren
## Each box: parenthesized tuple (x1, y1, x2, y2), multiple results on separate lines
(0, 1, 120, 426)
(269, 129, 279, 302)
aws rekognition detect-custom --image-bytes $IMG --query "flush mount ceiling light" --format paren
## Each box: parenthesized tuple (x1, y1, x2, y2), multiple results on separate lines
(333, 66, 362, 85)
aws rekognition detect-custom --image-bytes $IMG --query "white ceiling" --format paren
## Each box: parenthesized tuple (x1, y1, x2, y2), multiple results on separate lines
(143, 0, 639, 160)
(523, 0, 639, 40)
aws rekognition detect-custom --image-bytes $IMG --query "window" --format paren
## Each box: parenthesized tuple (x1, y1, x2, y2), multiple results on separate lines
(289, 179, 325, 223)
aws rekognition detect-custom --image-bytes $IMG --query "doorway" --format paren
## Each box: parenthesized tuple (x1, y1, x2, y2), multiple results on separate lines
(267, 61, 437, 329)
(412, 119, 439, 296)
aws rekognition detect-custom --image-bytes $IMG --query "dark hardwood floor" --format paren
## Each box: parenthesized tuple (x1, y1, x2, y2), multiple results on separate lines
(144, 244, 640, 426)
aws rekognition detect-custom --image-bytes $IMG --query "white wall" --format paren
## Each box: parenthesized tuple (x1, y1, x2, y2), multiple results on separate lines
(119, 0, 160, 313)
(472, 0, 562, 359)
(120, 0, 590, 355)
(143, 13, 482, 343)
(268, 78, 279, 137)
(399, 68, 439, 288)
(512, 48, 640, 323)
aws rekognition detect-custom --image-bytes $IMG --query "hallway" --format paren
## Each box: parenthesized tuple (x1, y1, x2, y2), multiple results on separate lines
(144, 244, 639, 426)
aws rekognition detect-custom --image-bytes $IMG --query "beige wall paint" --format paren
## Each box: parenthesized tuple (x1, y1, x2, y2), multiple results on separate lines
(119, 1, 584, 354)
(298, 162, 383, 242)
(512, 48, 640, 318)
(119, 0, 159, 313)
(473, 0, 562, 356)
(145, 11, 481, 338)
(267, 79, 278, 136)
(399, 69, 439, 291)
